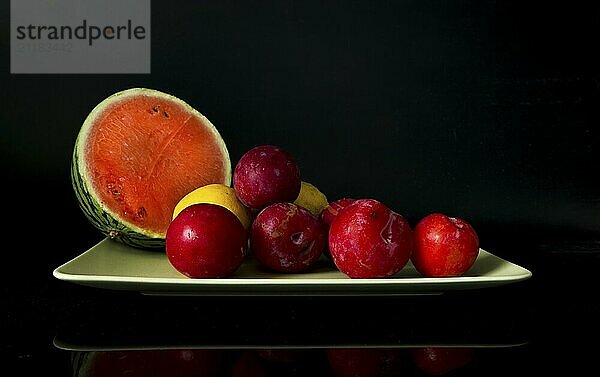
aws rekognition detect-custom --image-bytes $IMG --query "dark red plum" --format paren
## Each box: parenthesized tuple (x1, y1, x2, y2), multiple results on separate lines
(233, 145, 301, 210)
(251, 202, 325, 273)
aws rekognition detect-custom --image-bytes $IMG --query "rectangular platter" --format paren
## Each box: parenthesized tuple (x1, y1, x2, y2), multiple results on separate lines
(53, 238, 532, 296)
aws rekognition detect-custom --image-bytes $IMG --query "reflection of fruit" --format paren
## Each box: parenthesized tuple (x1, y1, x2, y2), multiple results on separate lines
(411, 347, 473, 376)
(233, 145, 301, 210)
(251, 203, 326, 273)
(172, 183, 252, 229)
(232, 351, 269, 377)
(320, 198, 356, 227)
(326, 348, 404, 377)
(166, 204, 247, 278)
(75, 349, 223, 377)
(411, 213, 479, 277)
(71, 88, 231, 249)
(294, 181, 328, 218)
(256, 349, 307, 363)
(328, 199, 413, 278)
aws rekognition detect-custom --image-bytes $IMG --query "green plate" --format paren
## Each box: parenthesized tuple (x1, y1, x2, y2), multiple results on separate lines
(53, 238, 532, 296)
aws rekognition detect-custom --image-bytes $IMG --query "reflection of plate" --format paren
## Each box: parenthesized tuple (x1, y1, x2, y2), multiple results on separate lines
(53, 336, 529, 352)
(53, 238, 531, 296)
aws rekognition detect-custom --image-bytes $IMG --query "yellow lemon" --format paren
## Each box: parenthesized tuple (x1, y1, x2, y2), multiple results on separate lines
(294, 181, 328, 218)
(173, 184, 252, 229)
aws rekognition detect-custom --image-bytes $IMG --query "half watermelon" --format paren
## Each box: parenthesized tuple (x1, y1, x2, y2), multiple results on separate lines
(71, 88, 231, 249)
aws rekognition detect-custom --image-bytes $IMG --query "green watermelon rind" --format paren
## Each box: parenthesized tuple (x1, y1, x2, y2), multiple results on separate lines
(71, 88, 232, 250)
(71, 143, 166, 249)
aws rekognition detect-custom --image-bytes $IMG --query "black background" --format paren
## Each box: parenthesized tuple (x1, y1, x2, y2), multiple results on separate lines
(2, 1, 600, 375)
(3, 1, 600, 267)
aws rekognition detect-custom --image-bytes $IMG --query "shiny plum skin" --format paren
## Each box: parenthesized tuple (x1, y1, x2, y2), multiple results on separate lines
(166, 204, 248, 278)
(320, 198, 356, 227)
(328, 199, 413, 278)
(411, 213, 479, 277)
(233, 145, 301, 210)
(251, 202, 326, 273)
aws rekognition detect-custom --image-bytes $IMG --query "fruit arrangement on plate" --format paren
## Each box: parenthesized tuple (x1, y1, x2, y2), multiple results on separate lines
(72, 88, 480, 280)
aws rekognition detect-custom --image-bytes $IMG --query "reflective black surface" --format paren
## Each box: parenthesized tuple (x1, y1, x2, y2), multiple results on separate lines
(5, 245, 600, 375)
(3, 1, 600, 375)
(64, 347, 498, 376)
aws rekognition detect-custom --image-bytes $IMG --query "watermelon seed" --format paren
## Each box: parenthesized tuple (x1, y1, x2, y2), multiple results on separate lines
(135, 206, 147, 220)
(107, 182, 124, 202)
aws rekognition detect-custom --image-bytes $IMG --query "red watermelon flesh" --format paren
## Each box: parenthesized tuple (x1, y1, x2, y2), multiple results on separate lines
(75, 88, 231, 245)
